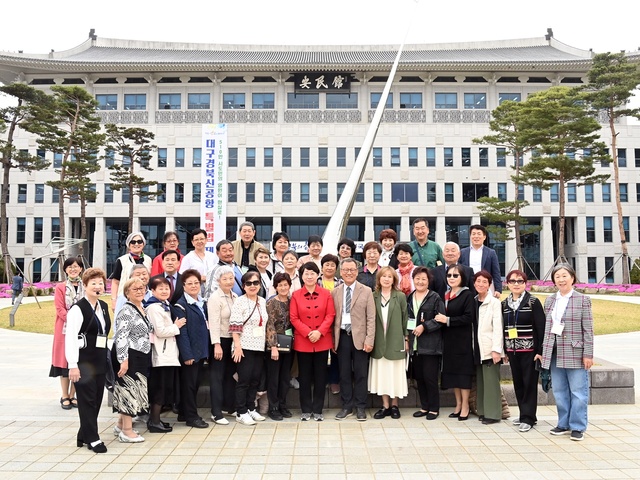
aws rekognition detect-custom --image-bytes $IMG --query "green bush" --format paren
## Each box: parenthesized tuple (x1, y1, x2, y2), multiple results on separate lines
(631, 258, 640, 285)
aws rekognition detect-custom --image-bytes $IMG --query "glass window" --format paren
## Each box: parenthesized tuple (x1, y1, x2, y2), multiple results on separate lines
(175, 148, 185, 168)
(34, 184, 44, 203)
(444, 183, 454, 202)
(618, 148, 627, 167)
(122, 187, 130, 203)
(282, 183, 291, 202)
(193, 148, 201, 167)
(139, 185, 149, 203)
(370, 93, 393, 109)
(636, 148, 640, 168)
(326, 93, 357, 109)
(399, 93, 422, 109)
(567, 183, 577, 202)
(605, 257, 614, 283)
(603, 217, 613, 242)
(498, 93, 521, 104)
(587, 257, 597, 283)
(462, 148, 471, 167)
(426, 148, 436, 167)
(16, 218, 26, 243)
(32, 258, 42, 282)
(124, 94, 146, 110)
(496, 148, 506, 167)
(479, 148, 488, 167)
(264, 183, 273, 202)
(105, 149, 115, 167)
(584, 184, 594, 202)
(34, 217, 43, 243)
(464, 93, 486, 109)
(637, 183, 640, 202)
(252, 93, 275, 109)
(550, 184, 559, 202)
(223, 93, 245, 109)
(96, 94, 117, 110)
(532, 186, 542, 202)
(408, 148, 418, 167)
(53, 152, 63, 168)
(356, 184, 365, 203)
(228, 183, 237, 202)
(391, 183, 418, 202)
(319, 148, 328, 167)
(300, 183, 310, 202)
(187, 93, 210, 109)
(18, 184, 27, 203)
(498, 183, 507, 201)
(337, 148, 346, 167)
(623, 216, 630, 241)
(444, 147, 453, 167)
(246, 183, 255, 202)
(373, 148, 382, 167)
(586, 217, 595, 242)
(287, 93, 319, 109)
(175, 183, 184, 203)
(462, 183, 489, 202)
(282, 147, 291, 167)
(192, 183, 201, 203)
(157, 148, 167, 168)
(228, 148, 238, 167)
(52, 187, 60, 203)
(426, 182, 436, 202)
(391, 148, 400, 167)
(246, 148, 256, 167)
(300, 148, 310, 167)
(337, 183, 345, 201)
(620, 183, 628, 202)
(602, 184, 611, 202)
(435, 93, 457, 109)
(51, 217, 60, 238)
(374, 183, 383, 203)
(264, 148, 273, 167)
(318, 183, 328, 202)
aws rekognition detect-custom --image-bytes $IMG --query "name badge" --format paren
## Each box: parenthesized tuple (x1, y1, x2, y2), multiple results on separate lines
(96, 334, 107, 349)
(407, 318, 417, 330)
(253, 326, 263, 338)
(285, 328, 293, 336)
(508, 328, 518, 339)
(551, 322, 564, 336)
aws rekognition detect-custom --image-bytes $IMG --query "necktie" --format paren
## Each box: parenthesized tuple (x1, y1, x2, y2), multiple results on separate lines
(344, 286, 352, 334)
(167, 274, 174, 296)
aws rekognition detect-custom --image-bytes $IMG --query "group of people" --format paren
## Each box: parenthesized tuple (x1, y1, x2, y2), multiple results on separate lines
(49, 218, 595, 454)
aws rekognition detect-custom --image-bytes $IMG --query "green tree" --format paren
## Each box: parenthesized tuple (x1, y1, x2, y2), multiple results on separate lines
(518, 86, 610, 260)
(474, 99, 540, 273)
(0, 84, 51, 280)
(105, 125, 158, 233)
(582, 52, 640, 283)
(30, 86, 105, 257)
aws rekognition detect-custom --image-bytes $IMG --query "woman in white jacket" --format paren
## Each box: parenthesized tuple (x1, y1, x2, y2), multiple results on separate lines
(473, 270, 504, 425)
(146, 277, 186, 432)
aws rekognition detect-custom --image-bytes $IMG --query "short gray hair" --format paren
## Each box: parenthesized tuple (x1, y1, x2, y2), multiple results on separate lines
(239, 221, 255, 231)
(214, 265, 235, 282)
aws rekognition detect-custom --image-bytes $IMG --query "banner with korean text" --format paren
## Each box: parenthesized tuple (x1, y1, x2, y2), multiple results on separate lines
(201, 124, 228, 255)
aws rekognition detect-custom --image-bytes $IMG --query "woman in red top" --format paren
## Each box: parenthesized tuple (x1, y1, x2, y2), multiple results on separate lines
(290, 262, 336, 421)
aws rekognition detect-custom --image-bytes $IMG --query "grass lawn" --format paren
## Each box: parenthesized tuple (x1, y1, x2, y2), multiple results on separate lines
(1, 294, 638, 336)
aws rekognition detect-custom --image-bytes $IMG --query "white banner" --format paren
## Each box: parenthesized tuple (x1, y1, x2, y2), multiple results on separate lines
(201, 124, 228, 255)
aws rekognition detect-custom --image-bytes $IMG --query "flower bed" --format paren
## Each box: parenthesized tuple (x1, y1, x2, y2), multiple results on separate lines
(0, 280, 114, 298)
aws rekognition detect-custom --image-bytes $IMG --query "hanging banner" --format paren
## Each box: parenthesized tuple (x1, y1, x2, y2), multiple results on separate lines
(201, 124, 228, 254)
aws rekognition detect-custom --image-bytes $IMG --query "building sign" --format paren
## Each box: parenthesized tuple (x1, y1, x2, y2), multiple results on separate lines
(201, 124, 228, 255)
(293, 72, 351, 93)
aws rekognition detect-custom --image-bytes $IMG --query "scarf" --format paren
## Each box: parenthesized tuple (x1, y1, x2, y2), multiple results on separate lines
(507, 292, 524, 312)
(398, 261, 414, 296)
(130, 252, 144, 262)
(65, 279, 84, 310)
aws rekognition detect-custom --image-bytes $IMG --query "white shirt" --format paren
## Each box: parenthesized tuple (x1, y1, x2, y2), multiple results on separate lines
(341, 284, 353, 328)
(552, 289, 573, 329)
(65, 299, 106, 369)
(179, 250, 217, 278)
(469, 245, 483, 274)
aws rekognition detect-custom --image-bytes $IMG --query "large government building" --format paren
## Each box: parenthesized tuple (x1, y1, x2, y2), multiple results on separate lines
(1, 30, 638, 282)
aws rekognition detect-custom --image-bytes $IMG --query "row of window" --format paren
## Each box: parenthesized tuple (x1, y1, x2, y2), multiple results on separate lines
(585, 216, 633, 244)
(96, 92, 523, 111)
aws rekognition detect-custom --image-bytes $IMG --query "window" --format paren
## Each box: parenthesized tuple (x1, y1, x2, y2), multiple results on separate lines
(461, 148, 471, 167)
(158, 148, 167, 168)
(122, 187, 130, 203)
(586, 217, 595, 242)
(228, 148, 238, 167)
(124, 94, 146, 110)
(223, 93, 245, 109)
(52, 187, 60, 203)
(426, 182, 436, 202)
(618, 148, 627, 167)
(426, 148, 436, 167)
(337, 148, 346, 167)
(174, 183, 184, 203)
(36, 149, 46, 160)
(246, 148, 256, 167)
(282, 147, 291, 167)
(620, 183, 628, 202)
(567, 183, 577, 202)
(337, 183, 345, 201)
(282, 183, 291, 202)
(584, 184, 594, 202)
(34, 217, 43, 243)
(498, 183, 507, 201)
(603, 217, 613, 242)
(602, 184, 611, 202)
(175, 148, 185, 168)
(356, 184, 365, 203)
(96, 94, 117, 110)
(462, 183, 489, 202)
(370, 92, 392, 109)
(391, 148, 400, 167)
(263, 183, 273, 202)
(435, 93, 457, 109)
(193, 148, 201, 167)
(252, 93, 275, 109)
(300, 183, 310, 202)
(300, 148, 310, 167)
(33, 259, 42, 283)
(637, 183, 640, 202)
(496, 148, 506, 167)
(319, 148, 328, 167)
(636, 148, 640, 168)
(105, 149, 115, 167)
(408, 148, 418, 167)
(104, 184, 113, 203)
(318, 183, 328, 202)
(192, 183, 201, 202)
(326, 93, 357, 108)
(374, 183, 383, 202)
(373, 148, 382, 167)
(476, 147, 488, 167)
(464, 93, 486, 109)
(550, 184, 559, 202)
(34, 184, 44, 203)
(157, 183, 166, 203)
(53, 152, 63, 168)
(605, 257, 615, 283)
(139, 186, 149, 203)
(399, 93, 422, 109)
(264, 148, 273, 167)
(391, 183, 418, 202)
(16, 218, 26, 243)
(444, 183, 454, 202)
(287, 93, 319, 109)
(623, 216, 630, 241)
(228, 183, 237, 202)
(246, 183, 255, 202)
(444, 147, 453, 167)
(587, 257, 597, 283)
(187, 93, 210, 109)
(51, 217, 60, 238)
(533, 186, 542, 202)
(18, 184, 27, 203)
(498, 93, 521, 104)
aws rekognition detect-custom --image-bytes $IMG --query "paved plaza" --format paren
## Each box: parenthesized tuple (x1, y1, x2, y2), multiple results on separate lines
(1, 297, 639, 479)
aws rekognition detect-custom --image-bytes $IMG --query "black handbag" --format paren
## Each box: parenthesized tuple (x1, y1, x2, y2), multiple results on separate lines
(275, 334, 293, 352)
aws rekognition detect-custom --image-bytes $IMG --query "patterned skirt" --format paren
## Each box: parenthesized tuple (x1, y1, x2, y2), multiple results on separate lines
(111, 348, 151, 416)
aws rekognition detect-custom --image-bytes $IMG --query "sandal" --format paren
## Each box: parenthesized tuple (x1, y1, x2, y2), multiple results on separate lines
(60, 397, 72, 410)
(70, 398, 78, 408)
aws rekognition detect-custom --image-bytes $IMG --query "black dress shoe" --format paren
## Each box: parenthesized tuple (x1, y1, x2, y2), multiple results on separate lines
(76, 439, 85, 448)
(390, 406, 401, 419)
(426, 412, 439, 420)
(482, 418, 500, 425)
(147, 421, 173, 433)
(90, 442, 107, 454)
(279, 406, 293, 418)
(356, 408, 367, 421)
(373, 407, 390, 419)
(186, 418, 209, 428)
(458, 413, 469, 421)
(268, 409, 283, 421)
(448, 411, 461, 418)
(177, 414, 186, 422)
(335, 408, 353, 420)
(161, 421, 171, 428)
(478, 415, 485, 422)
(413, 410, 428, 418)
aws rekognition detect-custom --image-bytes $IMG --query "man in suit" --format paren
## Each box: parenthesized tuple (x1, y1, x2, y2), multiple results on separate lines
(430, 242, 475, 300)
(332, 258, 376, 421)
(459, 224, 502, 298)
(206, 240, 244, 299)
(150, 249, 183, 304)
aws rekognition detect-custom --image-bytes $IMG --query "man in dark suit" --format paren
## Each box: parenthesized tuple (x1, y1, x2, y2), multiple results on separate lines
(430, 242, 475, 300)
(331, 258, 376, 421)
(459, 224, 502, 298)
(150, 249, 183, 304)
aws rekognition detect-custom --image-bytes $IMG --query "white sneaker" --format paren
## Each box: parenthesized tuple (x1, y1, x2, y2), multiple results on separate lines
(118, 431, 145, 443)
(236, 412, 256, 426)
(512, 418, 521, 426)
(519, 423, 532, 433)
(248, 410, 266, 422)
(211, 415, 230, 425)
(312, 413, 324, 422)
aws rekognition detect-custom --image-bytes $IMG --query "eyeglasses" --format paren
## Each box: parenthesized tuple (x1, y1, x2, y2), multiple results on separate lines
(129, 239, 144, 245)
(508, 279, 526, 285)
(244, 280, 261, 287)
(446, 273, 460, 278)
(130, 287, 146, 292)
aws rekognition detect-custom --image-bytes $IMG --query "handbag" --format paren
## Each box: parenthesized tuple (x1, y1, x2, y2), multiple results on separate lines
(77, 333, 87, 349)
(275, 333, 293, 352)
